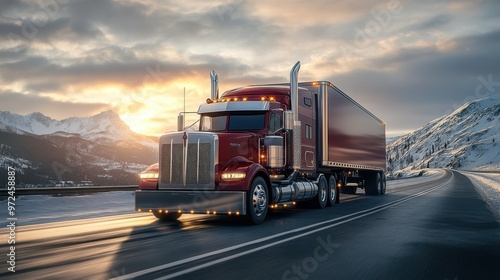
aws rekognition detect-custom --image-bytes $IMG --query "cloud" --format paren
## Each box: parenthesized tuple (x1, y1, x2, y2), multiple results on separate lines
(0, 0, 499, 136)
(326, 28, 500, 136)
(0, 90, 111, 119)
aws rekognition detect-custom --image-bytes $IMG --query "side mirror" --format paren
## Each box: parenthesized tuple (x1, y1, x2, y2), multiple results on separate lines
(269, 110, 285, 133)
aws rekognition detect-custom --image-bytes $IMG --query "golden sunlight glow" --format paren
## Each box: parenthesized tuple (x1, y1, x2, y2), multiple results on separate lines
(88, 81, 208, 135)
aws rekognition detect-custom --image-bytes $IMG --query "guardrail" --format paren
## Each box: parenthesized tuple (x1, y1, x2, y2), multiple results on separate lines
(0, 185, 138, 196)
(460, 170, 500, 174)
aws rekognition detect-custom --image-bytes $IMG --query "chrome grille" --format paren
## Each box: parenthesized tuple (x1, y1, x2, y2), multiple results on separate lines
(159, 132, 217, 190)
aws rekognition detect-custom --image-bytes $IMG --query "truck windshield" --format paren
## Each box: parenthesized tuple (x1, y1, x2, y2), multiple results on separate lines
(200, 113, 265, 132)
(228, 113, 265, 131)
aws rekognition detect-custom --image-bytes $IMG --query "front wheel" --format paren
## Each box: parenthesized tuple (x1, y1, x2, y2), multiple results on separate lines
(153, 210, 182, 221)
(247, 176, 268, 225)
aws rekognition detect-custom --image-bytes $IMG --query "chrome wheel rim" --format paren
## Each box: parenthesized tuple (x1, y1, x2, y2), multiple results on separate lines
(329, 177, 336, 202)
(320, 180, 327, 202)
(253, 184, 267, 216)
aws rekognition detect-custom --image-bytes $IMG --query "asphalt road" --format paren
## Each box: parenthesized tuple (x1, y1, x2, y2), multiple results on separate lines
(1, 170, 499, 280)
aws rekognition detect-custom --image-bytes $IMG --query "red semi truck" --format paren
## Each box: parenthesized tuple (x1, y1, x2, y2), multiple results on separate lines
(135, 61, 386, 224)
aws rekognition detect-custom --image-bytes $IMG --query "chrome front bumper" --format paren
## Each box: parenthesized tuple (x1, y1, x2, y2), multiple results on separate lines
(135, 190, 247, 215)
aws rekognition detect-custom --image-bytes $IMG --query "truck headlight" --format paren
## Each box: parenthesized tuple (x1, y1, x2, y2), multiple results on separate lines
(140, 172, 159, 179)
(221, 173, 246, 181)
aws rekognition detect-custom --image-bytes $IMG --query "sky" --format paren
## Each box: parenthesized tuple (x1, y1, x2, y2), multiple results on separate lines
(1, 0, 499, 137)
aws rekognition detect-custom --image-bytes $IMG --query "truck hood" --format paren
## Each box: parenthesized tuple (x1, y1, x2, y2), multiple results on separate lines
(216, 132, 260, 168)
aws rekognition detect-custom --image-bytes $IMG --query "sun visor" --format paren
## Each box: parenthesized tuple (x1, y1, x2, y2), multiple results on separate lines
(198, 101, 270, 114)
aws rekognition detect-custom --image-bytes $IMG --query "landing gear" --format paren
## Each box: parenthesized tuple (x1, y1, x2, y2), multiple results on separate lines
(342, 186, 357, 194)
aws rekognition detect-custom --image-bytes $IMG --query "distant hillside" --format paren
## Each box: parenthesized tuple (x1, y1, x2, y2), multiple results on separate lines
(0, 111, 158, 186)
(387, 96, 500, 177)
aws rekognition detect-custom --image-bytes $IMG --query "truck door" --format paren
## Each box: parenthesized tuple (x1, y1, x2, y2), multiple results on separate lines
(300, 90, 316, 171)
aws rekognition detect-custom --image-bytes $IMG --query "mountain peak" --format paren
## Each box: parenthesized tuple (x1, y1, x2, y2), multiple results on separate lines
(27, 112, 55, 126)
(0, 110, 136, 141)
(94, 110, 119, 119)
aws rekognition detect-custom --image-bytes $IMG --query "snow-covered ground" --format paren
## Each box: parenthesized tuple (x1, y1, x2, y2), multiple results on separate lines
(0, 191, 137, 227)
(459, 171, 500, 219)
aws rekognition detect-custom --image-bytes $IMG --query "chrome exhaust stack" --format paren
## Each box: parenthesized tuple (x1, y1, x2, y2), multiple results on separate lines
(210, 70, 219, 101)
(290, 61, 301, 170)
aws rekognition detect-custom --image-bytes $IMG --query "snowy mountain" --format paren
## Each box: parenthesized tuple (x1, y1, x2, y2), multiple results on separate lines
(0, 111, 159, 186)
(387, 96, 500, 176)
(0, 110, 157, 149)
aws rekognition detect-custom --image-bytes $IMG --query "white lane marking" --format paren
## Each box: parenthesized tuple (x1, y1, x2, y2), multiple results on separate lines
(110, 171, 454, 280)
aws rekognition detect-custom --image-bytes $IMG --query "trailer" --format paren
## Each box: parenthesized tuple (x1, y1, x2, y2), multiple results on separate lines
(135, 61, 386, 224)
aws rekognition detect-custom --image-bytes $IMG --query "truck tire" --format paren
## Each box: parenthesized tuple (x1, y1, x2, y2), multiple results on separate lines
(381, 173, 386, 195)
(365, 172, 382, 195)
(313, 175, 328, 209)
(327, 175, 337, 207)
(153, 210, 182, 221)
(247, 176, 268, 225)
